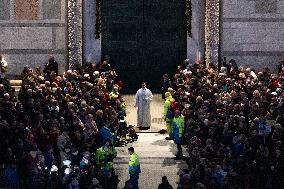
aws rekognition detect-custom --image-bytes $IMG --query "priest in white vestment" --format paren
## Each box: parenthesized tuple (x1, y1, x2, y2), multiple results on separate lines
(135, 82, 153, 129)
(0, 55, 8, 80)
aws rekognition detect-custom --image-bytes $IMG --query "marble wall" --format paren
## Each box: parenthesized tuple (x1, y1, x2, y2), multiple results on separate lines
(14, 0, 39, 20)
(2, 0, 284, 76)
(187, 0, 205, 63)
(0, 0, 67, 76)
(83, 0, 101, 64)
(221, 0, 284, 71)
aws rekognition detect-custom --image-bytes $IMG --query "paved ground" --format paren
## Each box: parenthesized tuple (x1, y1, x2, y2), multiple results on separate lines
(123, 94, 165, 132)
(114, 133, 188, 189)
(114, 94, 187, 189)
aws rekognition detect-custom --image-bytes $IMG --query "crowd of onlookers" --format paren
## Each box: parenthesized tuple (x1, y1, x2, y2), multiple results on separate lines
(0, 56, 130, 189)
(163, 59, 284, 189)
(1, 54, 284, 189)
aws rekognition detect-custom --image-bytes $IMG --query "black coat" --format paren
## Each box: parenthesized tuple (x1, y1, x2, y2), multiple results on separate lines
(44, 59, 58, 75)
(158, 182, 173, 189)
(162, 79, 172, 98)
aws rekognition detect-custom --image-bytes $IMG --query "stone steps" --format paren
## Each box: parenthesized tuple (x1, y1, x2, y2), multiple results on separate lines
(10, 79, 22, 86)
(124, 94, 165, 133)
(114, 156, 185, 165)
(9, 79, 22, 92)
(114, 133, 187, 189)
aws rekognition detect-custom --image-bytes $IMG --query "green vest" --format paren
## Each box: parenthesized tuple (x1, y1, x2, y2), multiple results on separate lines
(120, 101, 126, 112)
(164, 96, 174, 121)
(109, 91, 119, 100)
(96, 146, 117, 169)
(173, 115, 185, 138)
(128, 153, 141, 174)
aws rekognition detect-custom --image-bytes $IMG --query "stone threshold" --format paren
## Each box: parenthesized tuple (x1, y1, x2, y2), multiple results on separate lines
(114, 157, 186, 165)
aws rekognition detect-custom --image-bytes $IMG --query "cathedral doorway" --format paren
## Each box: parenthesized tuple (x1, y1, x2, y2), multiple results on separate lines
(101, 0, 187, 91)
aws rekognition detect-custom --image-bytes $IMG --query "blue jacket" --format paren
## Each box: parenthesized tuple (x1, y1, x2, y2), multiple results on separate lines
(100, 127, 114, 144)
(128, 153, 141, 175)
(4, 166, 19, 188)
(172, 115, 185, 144)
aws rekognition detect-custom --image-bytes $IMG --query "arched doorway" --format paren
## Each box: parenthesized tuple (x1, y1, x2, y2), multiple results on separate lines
(101, 0, 187, 91)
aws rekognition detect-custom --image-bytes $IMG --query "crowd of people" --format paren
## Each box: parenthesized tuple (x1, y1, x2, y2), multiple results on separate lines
(0, 56, 134, 189)
(1, 52, 284, 189)
(162, 59, 284, 189)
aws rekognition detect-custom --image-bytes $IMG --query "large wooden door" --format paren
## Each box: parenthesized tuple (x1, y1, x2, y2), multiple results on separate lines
(101, 0, 187, 90)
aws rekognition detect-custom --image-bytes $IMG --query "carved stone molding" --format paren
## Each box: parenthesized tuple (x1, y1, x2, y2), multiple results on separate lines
(204, 0, 220, 67)
(67, 0, 82, 68)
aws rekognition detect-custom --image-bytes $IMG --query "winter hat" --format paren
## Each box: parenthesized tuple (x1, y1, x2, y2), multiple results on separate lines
(253, 117, 259, 122)
(276, 88, 283, 95)
(239, 72, 246, 79)
(220, 67, 227, 73)
(93, 71, 100, 76)
(165, 92, 172, 98)
(246, 68, 251, 73)
(81, 100, 87, 108)
(63, 160, 71, 166)
(70, 179, 79, 188)
(92, 178, 100, 186)
(51, 165, 58, 172)
(65, 94, 72, 101)
(184, 59, 190, 64)
(196, 96, 203, 103)
(3, 93, 10, 99)
(271, 92, 277, 96)
(184, 104, 190, 109)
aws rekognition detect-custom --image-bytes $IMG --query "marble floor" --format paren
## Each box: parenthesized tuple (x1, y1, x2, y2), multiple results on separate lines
(114, 133, 188, 189)
(114, 94, 187, 189)
(123, 94, 165, 133)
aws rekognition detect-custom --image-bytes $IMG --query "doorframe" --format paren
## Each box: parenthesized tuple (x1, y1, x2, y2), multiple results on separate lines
(66, 0, 83, 68)
(66, 0, 222, 69)
(204, 0, 221, 67)
(82, 0, 85, 67)
(218, 0, 223, 70)
(82, 0, 102, 66)
(203, 0, 206, 67)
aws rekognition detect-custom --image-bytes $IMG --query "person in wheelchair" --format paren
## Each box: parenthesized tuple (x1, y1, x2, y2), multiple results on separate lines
(116, 111, 128, 146)
(117, 111, 138, 145)
(117, 111, 127, 134)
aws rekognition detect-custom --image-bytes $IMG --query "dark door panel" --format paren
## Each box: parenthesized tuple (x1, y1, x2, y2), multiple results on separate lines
(101, 0, 186, 91)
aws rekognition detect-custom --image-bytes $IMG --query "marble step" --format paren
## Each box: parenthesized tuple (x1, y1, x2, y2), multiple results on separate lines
(10, 79, 22, 86)
(114, 156, 186, 165)
(9, 80, 22, 92)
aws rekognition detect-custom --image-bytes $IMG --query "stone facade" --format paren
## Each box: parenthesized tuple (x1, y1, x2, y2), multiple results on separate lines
(67, 0, 83, 68)
(205, 0, 221, 66)
(0, 0, 67, 76)
(83, 0, 101, 64)
(14, 0, 39, 20)
(221, 0, 284, 71)
(187, 0, 205, 63)
(1, 0, 284, 76)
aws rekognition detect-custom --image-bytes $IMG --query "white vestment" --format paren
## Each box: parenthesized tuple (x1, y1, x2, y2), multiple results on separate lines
(135, 88, 153, 128)
(0, 59, 8, 79)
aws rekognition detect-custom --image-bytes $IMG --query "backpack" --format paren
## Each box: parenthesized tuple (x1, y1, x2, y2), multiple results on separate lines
(166, 100, 178, 119)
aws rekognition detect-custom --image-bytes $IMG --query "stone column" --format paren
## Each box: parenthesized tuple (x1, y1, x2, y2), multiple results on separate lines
(83, 0, 101, 64)
(67, 0, 83, 69)
(204, 0, 221, 67)
(187, 0, 205, 63)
